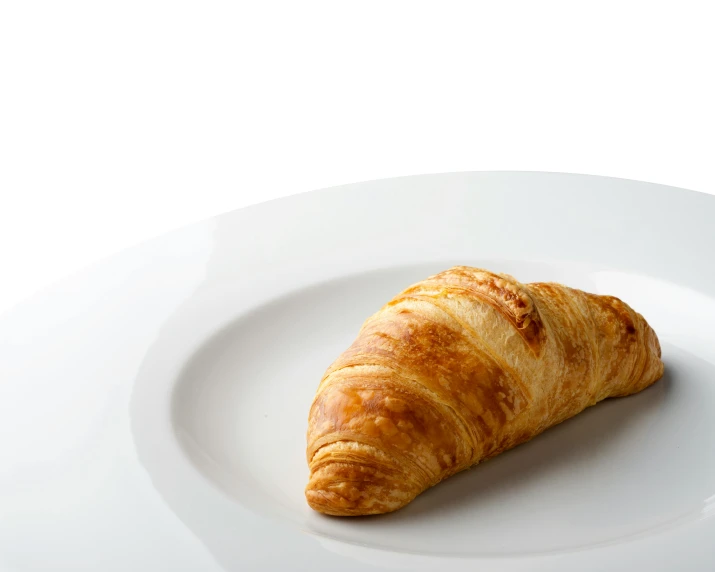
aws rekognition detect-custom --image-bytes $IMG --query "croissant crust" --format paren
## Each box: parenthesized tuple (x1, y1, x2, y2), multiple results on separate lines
(306, 267, 664, 515)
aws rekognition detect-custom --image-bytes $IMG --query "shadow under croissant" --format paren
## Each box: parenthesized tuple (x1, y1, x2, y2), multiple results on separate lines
(335, 365, 671, 523)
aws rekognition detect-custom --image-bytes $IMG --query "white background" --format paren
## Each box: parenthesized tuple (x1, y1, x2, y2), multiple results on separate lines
(1, 1, 714, 314)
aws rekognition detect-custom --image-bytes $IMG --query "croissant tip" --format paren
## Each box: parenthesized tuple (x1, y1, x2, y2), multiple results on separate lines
(305, 462, 415, 516)
(305, 487, 362, 516)
(305, 483, 388, 516)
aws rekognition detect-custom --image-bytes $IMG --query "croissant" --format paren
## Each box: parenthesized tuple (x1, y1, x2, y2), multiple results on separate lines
(305, 266, 664, 516)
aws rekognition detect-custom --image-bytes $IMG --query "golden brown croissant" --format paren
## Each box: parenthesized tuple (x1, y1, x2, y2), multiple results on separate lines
(305, 266, 664, 516)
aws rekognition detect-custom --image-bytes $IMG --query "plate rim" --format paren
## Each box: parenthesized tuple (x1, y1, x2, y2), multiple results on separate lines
(2, 171, 715, 572)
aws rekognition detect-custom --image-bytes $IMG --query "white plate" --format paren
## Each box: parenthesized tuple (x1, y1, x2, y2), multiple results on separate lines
(2, 172, 715, 572)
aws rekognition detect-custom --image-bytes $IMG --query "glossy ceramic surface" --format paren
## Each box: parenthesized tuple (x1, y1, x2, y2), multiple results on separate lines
(1, 172, 714, 571)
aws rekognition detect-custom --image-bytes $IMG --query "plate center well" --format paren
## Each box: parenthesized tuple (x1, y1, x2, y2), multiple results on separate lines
(171, 262, 715, 556)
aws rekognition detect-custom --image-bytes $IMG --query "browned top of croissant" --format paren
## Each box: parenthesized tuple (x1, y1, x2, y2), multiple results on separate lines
(305, 267, 664, 516)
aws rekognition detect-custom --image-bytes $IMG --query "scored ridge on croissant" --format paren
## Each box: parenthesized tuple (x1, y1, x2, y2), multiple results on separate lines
(305, 266, 664, 516)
